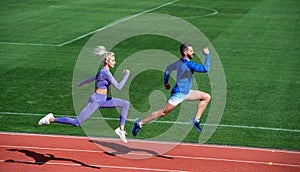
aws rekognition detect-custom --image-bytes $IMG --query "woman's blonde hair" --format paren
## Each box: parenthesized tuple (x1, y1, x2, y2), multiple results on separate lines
(94, 46, 115, 66)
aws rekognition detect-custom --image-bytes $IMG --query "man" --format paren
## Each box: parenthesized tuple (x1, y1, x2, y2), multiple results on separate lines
(132, 43, 211, 136)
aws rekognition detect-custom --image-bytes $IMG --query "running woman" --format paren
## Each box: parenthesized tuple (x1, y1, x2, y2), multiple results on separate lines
(132, 43, 211, 136)
(38, 46, 131, 143)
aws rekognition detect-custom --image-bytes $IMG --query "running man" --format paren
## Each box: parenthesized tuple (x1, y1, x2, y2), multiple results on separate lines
(132, 43, 211, 136)
(38, 46, 130, 143)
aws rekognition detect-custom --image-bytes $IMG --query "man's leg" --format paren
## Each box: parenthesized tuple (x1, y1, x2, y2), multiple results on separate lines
(140, 102, 176, 126)
(186, 90, 211, 133)
(186, 90, 211, 120)
(132, 102, 176, 136)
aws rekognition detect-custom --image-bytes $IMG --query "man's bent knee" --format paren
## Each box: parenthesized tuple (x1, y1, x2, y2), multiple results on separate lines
(159, 109, 170, 117)
(160, 112, 168, 117)
(205, 93, 211, 102)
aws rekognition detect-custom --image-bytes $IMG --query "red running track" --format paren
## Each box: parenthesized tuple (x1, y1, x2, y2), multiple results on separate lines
(0, 132, 299, 172)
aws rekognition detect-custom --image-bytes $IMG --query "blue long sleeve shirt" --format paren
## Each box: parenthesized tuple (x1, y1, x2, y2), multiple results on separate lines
(164, 54, 210, 94)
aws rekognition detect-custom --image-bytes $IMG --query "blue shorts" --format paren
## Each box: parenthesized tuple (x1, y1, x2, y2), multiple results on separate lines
(168, 91, 191, 106)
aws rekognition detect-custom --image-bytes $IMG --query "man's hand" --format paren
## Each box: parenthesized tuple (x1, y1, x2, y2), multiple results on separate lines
(202, 47, 209, 55)
(164, 83, 171, 90)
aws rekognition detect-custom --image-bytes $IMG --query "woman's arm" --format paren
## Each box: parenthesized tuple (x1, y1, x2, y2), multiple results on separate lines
(104, 70, 130, 90)
(77, 75, 96, 86)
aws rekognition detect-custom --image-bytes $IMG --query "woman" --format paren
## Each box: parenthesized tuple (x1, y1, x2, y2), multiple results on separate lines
(38, 46, 130, 143)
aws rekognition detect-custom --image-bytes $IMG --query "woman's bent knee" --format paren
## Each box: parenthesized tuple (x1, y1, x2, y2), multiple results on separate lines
(124, 100, 130, 107)
(73, 118, 81, 127)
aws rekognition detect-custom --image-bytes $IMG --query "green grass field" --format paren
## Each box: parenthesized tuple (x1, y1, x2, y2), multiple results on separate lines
(1, 0, 299, 151)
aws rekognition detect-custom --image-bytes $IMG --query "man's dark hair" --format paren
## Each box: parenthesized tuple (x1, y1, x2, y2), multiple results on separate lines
(180, 43, 192, 56)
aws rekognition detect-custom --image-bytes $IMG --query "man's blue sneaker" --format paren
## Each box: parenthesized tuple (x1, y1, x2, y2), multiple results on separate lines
(190, 118, 202, 133)
(132, 119, 142, 137)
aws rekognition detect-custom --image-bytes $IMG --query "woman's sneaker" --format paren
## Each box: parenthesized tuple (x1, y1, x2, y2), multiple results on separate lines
(38, 113, 54, 125)
(115, 127, 127, 143)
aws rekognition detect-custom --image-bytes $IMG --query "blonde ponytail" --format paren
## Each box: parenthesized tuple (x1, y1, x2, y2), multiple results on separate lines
(94, 45, 107, 56)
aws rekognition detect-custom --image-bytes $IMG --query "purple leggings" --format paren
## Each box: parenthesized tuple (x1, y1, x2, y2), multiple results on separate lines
(54, 93, 130, 127)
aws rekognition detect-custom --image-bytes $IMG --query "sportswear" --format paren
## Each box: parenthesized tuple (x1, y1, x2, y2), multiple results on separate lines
(164, 54, 210, 94)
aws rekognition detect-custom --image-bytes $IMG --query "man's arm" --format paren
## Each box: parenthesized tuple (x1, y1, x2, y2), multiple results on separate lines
(164, 61, 177, 89)
(187, 48, 210, 72)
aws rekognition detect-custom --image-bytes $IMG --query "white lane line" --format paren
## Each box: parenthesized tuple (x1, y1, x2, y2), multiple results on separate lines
(2, 131, 300, 155)
(169, 155, 300, 168)
(0, 160, 186, 172)
(0, 0, 180, 47)
(57, 0, 180, 46)
(1, 111, 299, 133)
(1, 144, 299, 168)
(0, 145, 102, 154)
(0, 42, 59, 46)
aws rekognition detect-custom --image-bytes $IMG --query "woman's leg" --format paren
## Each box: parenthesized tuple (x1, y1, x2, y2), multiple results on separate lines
(98, 97, 130, 143)
(54, 117, 80, 127)
(99, 97, 130, 130)
(54, 94, 99, 126)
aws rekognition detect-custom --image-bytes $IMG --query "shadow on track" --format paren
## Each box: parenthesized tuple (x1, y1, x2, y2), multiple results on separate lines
(5, 149, 100, 169)
(90, 140, 173, 159)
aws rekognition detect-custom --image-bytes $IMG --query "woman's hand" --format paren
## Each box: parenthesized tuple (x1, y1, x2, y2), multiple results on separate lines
(123, 69, 130, 75)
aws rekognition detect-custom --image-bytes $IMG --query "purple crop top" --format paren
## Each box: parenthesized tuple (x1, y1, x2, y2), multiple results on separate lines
(78, 68, 129, 91)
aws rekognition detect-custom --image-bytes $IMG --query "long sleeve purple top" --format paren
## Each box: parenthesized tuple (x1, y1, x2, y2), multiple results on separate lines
(79, 68, 129, 91)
